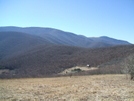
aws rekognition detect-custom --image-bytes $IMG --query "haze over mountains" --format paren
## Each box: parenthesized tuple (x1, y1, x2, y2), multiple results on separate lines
(0, 26, 133, 78)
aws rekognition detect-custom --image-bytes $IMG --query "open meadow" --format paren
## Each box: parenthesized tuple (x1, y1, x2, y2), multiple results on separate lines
(0, 74, 134, 101)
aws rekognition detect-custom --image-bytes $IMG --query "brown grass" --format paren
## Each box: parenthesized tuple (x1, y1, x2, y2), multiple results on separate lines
(0, 74, 134, 101)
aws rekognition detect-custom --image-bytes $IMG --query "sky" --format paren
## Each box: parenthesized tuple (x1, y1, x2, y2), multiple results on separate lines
(0, 0, 134, 43)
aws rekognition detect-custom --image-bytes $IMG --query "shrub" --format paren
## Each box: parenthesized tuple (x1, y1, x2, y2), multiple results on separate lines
(71, 68, 82, 72)
(0, 65, 6, 69)
(123, 54, 134, 80)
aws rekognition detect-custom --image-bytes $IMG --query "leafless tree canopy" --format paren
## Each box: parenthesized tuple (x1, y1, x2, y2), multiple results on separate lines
(122, 54, 134, 80)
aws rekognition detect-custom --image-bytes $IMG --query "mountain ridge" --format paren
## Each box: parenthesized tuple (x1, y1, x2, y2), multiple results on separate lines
(0, 26, 133, 78)
(0, 26, 131, 48)
(0, 31, 53, 59)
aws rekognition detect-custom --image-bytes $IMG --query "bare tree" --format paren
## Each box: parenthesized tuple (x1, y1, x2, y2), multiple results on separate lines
(122, 54, 134, 80)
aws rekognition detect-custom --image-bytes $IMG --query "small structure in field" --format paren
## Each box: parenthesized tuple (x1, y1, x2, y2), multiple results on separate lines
(87, 64, 90, 67)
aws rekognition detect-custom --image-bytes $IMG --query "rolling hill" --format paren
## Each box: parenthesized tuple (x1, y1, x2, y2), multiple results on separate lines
(0, 31, 53, 59)
(0, 44, 134, 78)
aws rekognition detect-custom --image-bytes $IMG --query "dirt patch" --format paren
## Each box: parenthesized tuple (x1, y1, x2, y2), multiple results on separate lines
(59, 66, 98, 75)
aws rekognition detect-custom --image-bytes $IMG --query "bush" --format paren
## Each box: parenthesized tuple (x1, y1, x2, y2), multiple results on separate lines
(123, 54, 134, 80)
(0, 65, 6, 69)
(71, 68, 82, 72)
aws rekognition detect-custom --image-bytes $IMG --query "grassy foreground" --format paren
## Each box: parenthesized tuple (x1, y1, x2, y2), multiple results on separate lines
(0, 75, 134, 101)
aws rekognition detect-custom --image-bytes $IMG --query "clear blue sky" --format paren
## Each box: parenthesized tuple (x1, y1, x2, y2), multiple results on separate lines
(0, 0, 134, 43)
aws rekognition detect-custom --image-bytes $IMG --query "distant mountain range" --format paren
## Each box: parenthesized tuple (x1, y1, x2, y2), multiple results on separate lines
(0, 26, 133, 78)
(0, 26, 131, 48)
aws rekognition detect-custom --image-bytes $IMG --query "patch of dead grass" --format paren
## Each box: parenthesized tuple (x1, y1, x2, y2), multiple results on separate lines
(0, 74, 134, 101)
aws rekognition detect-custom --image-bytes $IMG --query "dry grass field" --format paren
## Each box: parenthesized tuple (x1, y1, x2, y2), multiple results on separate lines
(0, 74, 134, 101)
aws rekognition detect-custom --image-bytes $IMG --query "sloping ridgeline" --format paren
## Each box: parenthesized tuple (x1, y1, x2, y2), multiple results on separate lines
(0, 26, 131, 48)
